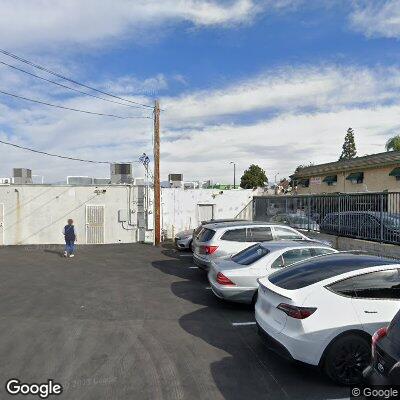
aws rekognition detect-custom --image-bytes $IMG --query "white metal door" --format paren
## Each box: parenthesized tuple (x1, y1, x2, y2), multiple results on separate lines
(86, 205, 105, 244)
(0, 204, 3, 245)
(198, 204, 214, 222)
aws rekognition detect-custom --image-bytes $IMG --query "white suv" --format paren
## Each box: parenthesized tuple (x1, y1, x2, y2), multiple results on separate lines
(193, 221, 319, 271)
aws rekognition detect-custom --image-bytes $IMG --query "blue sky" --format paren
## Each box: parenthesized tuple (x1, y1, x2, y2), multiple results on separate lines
(0, 0, 400, 183)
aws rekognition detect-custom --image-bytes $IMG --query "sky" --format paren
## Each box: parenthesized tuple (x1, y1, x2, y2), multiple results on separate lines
(0, 0, 400, 184)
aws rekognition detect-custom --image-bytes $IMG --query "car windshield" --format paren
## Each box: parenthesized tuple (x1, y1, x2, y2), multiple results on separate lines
(231, 244, 269, 265)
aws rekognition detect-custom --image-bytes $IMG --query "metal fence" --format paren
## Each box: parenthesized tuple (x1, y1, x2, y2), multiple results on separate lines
(253, 193, 400, 245)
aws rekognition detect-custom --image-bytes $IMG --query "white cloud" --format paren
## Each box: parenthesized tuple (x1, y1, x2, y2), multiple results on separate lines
(0, 0, 297, 49)
(350, 0, 400, 39)
(162, 65, 400, 125)
(1, 64, 400, 184)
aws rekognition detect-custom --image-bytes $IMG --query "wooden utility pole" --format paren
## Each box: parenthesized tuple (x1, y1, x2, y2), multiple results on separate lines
(153, 100, 161, 245)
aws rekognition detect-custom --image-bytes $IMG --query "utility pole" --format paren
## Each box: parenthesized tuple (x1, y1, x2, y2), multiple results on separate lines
(230, 162, 236, 189)
(153, 100, 161, 245)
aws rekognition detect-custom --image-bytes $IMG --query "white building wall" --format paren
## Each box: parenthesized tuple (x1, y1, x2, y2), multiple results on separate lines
(161, 188, 258, 238)
(0, 185, 140, 245)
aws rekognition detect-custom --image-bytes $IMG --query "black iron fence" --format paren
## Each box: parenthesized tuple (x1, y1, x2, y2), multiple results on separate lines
(253, 193, 400, 245)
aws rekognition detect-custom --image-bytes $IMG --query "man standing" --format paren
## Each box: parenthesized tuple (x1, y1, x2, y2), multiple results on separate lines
(63, 219, 77, 258)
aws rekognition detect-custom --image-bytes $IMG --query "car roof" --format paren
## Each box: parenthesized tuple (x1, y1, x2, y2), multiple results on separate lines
(202, 220, 282, 229)
(268, 253, 398, 290)
(201, 218, 246, 225)
(259, 240, 331, 250)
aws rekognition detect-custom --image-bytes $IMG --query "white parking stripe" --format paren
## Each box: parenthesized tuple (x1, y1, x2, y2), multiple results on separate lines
(205, 286, 212, 290)
(189, 266, 198, 269)
(232, 322, 257, 326)
(179, 254, 193, 258)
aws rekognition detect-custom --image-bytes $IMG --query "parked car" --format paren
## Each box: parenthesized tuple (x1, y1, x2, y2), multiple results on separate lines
(255, 253, 400, 385)
(208, 240, 337, 304)
(193, 221, 325, 271)
(320, 211, 400, 243)
(364, 308, 400, 385)
(270, 213, 319, 231)
(174, 219, 246, 251)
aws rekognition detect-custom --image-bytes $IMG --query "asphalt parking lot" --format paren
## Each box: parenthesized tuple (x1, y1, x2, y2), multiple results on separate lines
(0, 243, 350, 400)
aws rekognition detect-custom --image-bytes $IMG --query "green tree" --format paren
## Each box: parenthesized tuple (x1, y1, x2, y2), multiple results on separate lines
(385, 135, 400, 152)
(240, 164, 268, 189)
(339, 127, 357, 160)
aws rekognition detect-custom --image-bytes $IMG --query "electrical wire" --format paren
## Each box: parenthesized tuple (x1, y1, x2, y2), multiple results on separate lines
(0, 139, 141, 164)
(0, 89, 152, 119)
(0, 60, 148, 110)
(0, 48, 154, 109)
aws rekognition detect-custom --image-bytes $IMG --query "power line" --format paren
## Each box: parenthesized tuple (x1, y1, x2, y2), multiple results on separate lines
(0, 48, 154, 109)
(0, 139, 141, 164)
(0, 60, 148, 110)
(0, 89, 152, 119)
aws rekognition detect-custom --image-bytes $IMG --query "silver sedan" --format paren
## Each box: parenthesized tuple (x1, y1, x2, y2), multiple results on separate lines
(208, 240, 337, 304)
(174, 229, 194, 251)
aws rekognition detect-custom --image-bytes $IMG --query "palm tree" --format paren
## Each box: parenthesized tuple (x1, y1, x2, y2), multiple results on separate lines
(386, 135, 400, 152)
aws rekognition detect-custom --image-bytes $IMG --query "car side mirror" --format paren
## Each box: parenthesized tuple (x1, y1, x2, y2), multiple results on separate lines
(389, 362, 400, 384)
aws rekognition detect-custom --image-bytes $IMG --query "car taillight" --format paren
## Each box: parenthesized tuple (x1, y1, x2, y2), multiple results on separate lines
(203, 245, 218, 254)
(277, 303, 317, 319)
(372, 326, 388, 358)
(216, 272, 235, 286)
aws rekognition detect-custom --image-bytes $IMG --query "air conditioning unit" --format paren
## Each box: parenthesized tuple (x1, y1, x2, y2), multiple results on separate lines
(13, 168, 32, 184)
(110, 163, 133, 184)
(0, 177, 12, 185)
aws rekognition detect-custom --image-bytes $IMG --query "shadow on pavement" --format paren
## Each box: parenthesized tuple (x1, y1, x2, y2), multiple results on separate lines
(173, 279, 349, 400)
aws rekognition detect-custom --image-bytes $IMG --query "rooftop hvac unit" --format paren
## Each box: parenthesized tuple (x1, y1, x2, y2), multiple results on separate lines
(168, 173, 183, 182)
(0, 177, 12, 185)
(110, 163, 133, 184)
(67, 176, 93, 185)
(13, 168, 32, 184)
(93, 178, 111, 185)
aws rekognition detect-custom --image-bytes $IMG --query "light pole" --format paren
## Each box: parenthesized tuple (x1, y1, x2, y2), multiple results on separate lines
(274, 173, 279, 185)
(230, 162, 236, 189)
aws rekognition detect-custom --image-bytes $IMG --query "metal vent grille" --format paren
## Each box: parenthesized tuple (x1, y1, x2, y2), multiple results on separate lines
(86, 205, 105, 244)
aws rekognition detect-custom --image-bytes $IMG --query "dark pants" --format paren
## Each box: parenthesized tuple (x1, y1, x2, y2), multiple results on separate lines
(65, 240, 75, 255)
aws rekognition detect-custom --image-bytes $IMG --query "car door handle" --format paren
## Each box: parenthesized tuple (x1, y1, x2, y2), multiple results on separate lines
(364, 310, 378, 314)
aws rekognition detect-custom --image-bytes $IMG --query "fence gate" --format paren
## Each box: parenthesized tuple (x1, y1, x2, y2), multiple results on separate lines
(86, 205, 105, 244)
(0, 204, 3, 245)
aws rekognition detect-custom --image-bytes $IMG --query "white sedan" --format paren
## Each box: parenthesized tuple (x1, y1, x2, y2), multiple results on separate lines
(255, 252, 400, 385)
(208, 240, 337, 304)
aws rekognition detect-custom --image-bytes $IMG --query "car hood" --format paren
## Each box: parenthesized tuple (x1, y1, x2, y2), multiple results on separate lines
(176, 229, 193, 238)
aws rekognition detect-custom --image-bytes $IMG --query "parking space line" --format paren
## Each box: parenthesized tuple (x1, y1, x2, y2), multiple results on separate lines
(179, 254, 193, 258)
(232, 322, 257, 326)
(205, 286, 212, 290)
(189, 266, 198, 269)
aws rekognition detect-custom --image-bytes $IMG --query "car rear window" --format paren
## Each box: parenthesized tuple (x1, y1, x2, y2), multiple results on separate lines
(231, 244, 269, 265)
(197, 228, 215, 242)
(268, 254, 397, 290)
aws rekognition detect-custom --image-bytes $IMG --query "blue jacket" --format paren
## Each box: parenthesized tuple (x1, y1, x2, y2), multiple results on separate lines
(63, 225, 76, 242)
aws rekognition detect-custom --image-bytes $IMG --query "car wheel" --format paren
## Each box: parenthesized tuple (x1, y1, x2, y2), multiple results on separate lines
(189, 240, 194, 252)
(324, 334, 371, 386)
(251, 291, 258, 306)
